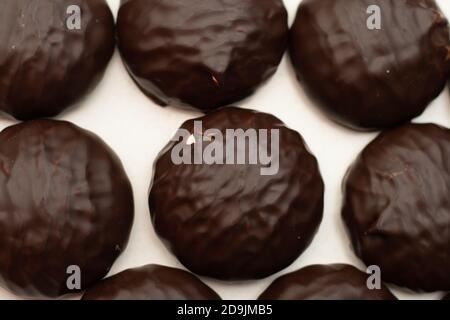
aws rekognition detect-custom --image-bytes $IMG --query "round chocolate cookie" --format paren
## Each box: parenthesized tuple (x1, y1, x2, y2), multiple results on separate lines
(149, 107, 324, 280)
(258, 264, 396, 300)
(117, 0, 288, 112)
(289, 0, 450, 130)
(0, 120, 134, 298)
(82, 264, 221, 300)
(342, 123, 450, 291)
(0, 0, 115, 120)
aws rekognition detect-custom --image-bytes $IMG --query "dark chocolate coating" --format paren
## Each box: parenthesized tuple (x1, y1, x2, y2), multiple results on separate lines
(289, 0, 450, 130)
(0, 0, 115, 120)
(82, 264, 221, 300)
(149, 107, 324, 280)
(258, 264, 396, 300)
(342, 123, 450, 291)
(117, 0, 288, 111)
(0, 120, 134, 298)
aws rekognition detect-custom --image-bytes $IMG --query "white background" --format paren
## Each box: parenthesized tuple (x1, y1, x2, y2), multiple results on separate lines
(0, 0, 449, 300)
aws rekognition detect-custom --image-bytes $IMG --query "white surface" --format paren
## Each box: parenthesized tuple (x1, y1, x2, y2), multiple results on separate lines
(0, 0, 449, 300)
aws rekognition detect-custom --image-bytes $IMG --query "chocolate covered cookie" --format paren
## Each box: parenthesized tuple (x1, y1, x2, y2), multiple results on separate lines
(0, 0, 115, 120)
(117, 0, 288, 111)
(342, 123, 450, 291)
(0, 120, 134, 298)
(258, 264, 396, 300)
(290, 0, 450, 130)
(82, 264, 220, 300)
(149, 107, 324, 280)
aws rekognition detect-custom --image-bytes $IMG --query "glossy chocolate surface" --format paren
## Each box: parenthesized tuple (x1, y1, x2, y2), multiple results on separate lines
(258, 264, 396, 300)
(117, 0, 288, 111)
(0, 0, 115, 120)
(0, 120, 134, 298)
(289, 0, 450, 130)
(342, 123, 450, 291)
(82, 264, 220, 300)
(149, 107, 324, 280)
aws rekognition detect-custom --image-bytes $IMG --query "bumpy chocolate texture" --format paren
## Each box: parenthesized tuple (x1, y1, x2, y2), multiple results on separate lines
(342, 123, 450, 291)
(0, 0, 115, 120)
(82, 264, 221, 300)
(290, 0, 450, 130)
(258, 264, 396, 300)
(0, 120, 134, 298)
(117, 0, 288, 111)
(149, 107, 324, 280)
